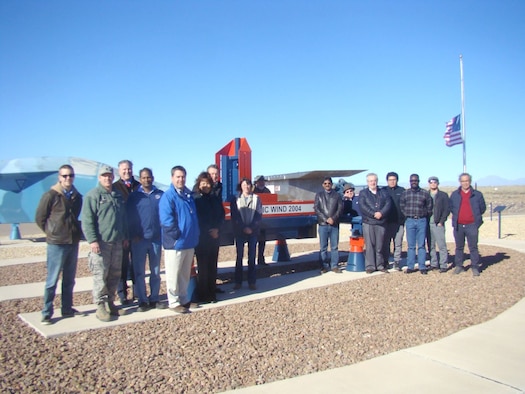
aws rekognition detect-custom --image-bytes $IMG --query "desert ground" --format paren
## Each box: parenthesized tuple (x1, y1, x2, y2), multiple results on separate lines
(0, 185, 523, 392)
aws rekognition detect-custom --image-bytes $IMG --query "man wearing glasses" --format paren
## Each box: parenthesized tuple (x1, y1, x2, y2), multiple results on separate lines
(314, 177, 344, 274)
(382, 172, 405, 271)
(427, 176, 450, 273)
(35, 165, 83, 325)
(400, 174, 433, 274)
(449, 173, 486, 276)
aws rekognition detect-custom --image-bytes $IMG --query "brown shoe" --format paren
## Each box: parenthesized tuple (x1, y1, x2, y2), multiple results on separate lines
(171, 305, 190, 314)
(331, 267, 342, 274)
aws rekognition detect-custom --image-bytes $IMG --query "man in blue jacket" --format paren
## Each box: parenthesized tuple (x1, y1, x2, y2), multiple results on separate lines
(159, 166, 200, 313)
(127, 168, 166, 312)
(449, 173, 486, 276)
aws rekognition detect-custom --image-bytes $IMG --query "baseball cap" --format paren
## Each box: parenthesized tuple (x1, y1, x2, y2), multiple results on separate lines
(343, 183, 355, 191)
(98, 165, 114, 176)
(428, 176, 439, 183)
(254, 175, 265, 182)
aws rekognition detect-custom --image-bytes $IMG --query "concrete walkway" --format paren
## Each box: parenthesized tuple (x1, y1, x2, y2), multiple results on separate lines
(1, 232, 524, 392)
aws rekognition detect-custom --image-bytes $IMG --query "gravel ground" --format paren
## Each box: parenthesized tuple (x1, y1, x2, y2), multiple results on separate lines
(1, 215, 525, 393)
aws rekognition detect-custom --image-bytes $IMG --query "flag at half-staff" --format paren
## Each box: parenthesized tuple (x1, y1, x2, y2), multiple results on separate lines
(443, 114, 463, 147)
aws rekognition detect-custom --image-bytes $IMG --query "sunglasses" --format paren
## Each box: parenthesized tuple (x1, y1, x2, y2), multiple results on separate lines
(60, 174, 75, 178)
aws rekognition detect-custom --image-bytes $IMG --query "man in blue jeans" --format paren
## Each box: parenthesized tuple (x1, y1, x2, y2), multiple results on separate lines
(35, 164, 83, 325)
(400, 174, 433, 275)
(314, 177, 343, 274)
(449, 173, 486, 276)
(127, 168, 167, 312)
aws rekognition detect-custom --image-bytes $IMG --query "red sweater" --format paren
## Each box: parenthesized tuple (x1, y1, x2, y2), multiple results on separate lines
(458, 189, 475, 225)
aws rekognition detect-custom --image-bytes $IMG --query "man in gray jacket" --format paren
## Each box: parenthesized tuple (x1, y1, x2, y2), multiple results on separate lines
(82, 165, 128, 322)
(35, 164, 83, 325)
(427, 176, 450, 273)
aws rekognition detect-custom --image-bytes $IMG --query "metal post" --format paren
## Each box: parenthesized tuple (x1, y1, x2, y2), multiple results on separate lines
(498, 211, 502, 239)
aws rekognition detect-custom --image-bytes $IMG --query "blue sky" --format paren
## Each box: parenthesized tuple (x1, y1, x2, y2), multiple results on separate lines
(1, 0, 524, 187)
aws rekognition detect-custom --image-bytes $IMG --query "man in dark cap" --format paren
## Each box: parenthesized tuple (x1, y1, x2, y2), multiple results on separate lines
(253, 175, 271, 265)
(427, 176, 450, 273)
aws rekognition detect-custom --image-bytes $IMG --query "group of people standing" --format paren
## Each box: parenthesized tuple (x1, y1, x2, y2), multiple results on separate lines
(314, 172, 487, 277)
(36, 161, 273, 323)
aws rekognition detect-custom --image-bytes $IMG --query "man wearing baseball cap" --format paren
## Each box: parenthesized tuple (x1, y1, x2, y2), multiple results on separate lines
(427, 176, 450, 273)
(82, 165, 128, 322)
(253, 175, 271, 266)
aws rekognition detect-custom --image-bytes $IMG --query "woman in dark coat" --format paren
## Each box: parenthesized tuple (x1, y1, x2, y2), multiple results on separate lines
(193, 172, 225, 303)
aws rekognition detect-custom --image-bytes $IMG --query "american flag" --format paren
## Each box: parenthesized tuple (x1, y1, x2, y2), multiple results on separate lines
(443, 114, 463, 147)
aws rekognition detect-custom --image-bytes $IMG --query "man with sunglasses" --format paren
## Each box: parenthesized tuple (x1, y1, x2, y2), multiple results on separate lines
(400, 174, 433, 274)
(36, 165, 83, 325)
(314, 177, 344, 274)
(427, 176, 450, 273)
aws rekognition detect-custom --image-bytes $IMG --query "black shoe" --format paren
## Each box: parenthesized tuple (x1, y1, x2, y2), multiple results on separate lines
(150, 301, 168, 310)
(320, 268, 328, 274)
(420, 270, 428, 275)
(61, 308, 81, 318)
(405, 268, 417, 274)
(215, 288, 225, 293)
(453, 266, 464, 275)
(332, 267, 342, 274)
(439, 268, 448, 273)
(137, 302, 150, 312)
(41, 316, 52, 325)
(258, 261, 269, 266)
(393, 263, 401, 271)
(380, 267, 389, 273)
(429, 266, 439, 271)
(365, 268, 375, 274)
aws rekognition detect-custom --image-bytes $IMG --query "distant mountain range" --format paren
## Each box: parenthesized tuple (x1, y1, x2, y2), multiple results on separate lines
(475, 176, 525, 186)
(439, 176, 525, 187)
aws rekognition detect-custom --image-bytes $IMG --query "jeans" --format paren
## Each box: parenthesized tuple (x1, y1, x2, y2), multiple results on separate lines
(382, 222, 404, 265)
(318, 224, 340, 270)
(42, 243, 79, 318)
(428, 223, 448, 269)
(235, 233, 257, 285)
(88, 241, 122, 304)
(362, 223, 386, 271)
(164, 248, 194, 307)
(453, 223, 480, 270)
(131, 239, 162, 304)
(405, 218, 427, 270)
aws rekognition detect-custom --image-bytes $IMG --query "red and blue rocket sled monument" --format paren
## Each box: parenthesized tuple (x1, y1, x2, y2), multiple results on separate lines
(216, 138, 318, 260)
(346, 217, 365, 272)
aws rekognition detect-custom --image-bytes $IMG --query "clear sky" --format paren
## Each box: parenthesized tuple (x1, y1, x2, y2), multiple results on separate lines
(1, 0, 524, 187)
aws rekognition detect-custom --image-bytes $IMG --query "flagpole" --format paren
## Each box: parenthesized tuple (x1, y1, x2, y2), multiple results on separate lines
(460, 54, 467, 173)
